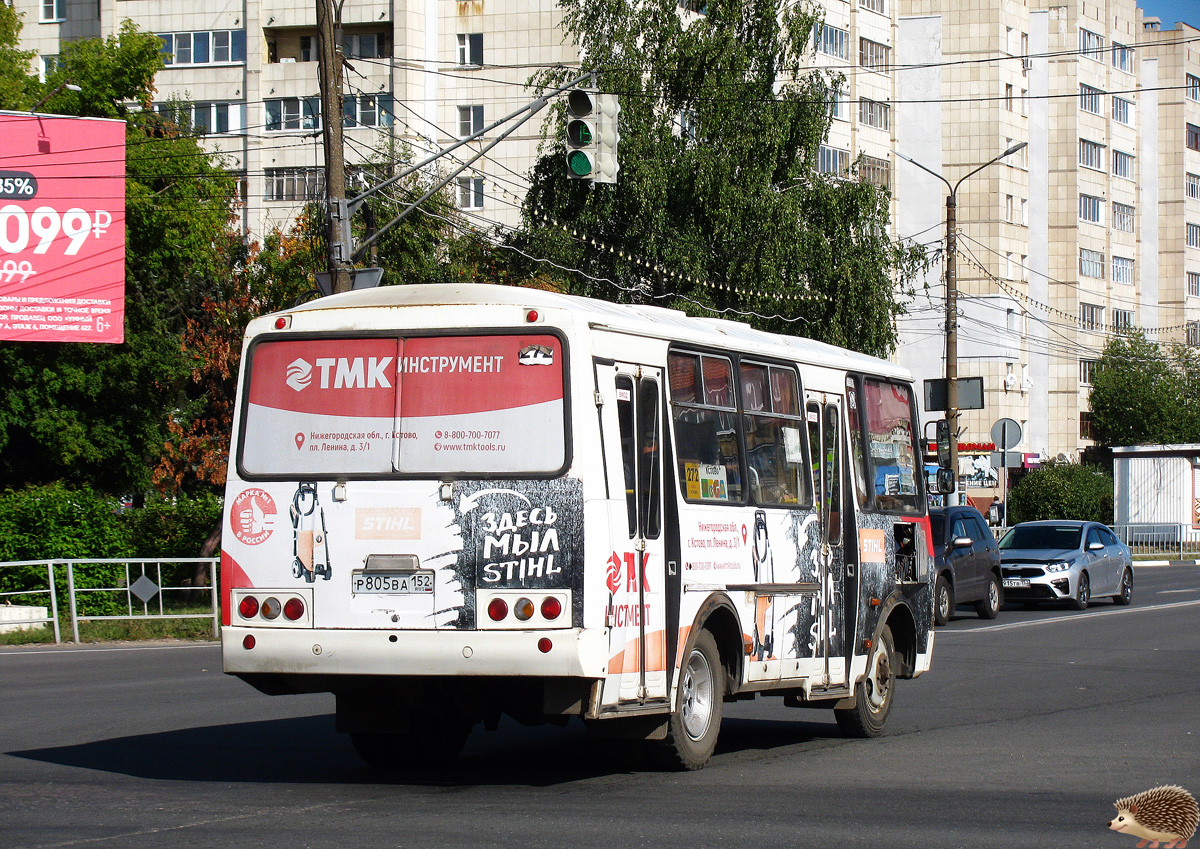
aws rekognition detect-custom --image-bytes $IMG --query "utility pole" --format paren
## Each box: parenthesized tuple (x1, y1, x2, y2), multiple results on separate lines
(316, 0, 352, 294)
(897, 141, 1027, 505)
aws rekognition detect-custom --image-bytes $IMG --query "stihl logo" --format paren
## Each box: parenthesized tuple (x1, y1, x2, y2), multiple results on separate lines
(285, 357, 394, 392)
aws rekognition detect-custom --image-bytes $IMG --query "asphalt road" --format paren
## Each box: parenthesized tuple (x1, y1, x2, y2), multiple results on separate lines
(2, 564, 1197, 849)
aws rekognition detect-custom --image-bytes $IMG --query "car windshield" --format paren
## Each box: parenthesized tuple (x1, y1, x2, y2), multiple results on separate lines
(999, 525, 1082, 550)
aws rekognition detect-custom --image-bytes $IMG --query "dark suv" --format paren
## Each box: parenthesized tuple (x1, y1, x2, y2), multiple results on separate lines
(928, 506, 1004, 625)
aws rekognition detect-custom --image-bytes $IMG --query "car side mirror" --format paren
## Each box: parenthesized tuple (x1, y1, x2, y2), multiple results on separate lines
(952, 536, 973, 549)
(1087, 541, 1104, 551)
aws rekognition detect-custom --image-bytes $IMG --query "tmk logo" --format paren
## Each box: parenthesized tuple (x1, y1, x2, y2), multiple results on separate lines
(285, 357, 394, 392)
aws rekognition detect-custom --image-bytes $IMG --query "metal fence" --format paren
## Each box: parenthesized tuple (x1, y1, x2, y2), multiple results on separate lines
(0, 558, 220, 644)
(988, 523, 1200, 561)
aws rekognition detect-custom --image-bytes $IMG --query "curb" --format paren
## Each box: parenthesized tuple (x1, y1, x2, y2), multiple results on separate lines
(1135, 560, 1200, 567)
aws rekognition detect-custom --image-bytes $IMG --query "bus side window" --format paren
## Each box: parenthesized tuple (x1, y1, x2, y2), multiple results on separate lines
(824, 405, 841, 546)
(668, 351, 742, 503)
(616, 375, 637, 537)
(637, 378, 661, 539)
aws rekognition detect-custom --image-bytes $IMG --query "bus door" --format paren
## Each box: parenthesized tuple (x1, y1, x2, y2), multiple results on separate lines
(805, 395, 849, 689)
(603, 365, 668, 705)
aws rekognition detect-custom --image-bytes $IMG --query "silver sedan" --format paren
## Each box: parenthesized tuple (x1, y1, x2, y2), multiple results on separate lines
(998, 520, 1133, 610)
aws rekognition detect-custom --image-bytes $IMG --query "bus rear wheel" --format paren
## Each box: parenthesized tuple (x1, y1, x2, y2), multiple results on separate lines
(835, 624, 895, 738)
(650, 629, 724, 770)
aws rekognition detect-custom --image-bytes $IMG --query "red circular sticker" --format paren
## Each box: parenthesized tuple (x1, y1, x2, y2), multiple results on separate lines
(231, 488, 277, 546)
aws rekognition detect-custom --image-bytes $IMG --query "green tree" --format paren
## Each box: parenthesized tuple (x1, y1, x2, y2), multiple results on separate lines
(1007, 463, 1114, 525)
(1088, 330, 1200, 447)
(517, 0, 928, 356)
(0, 5, 37, 109)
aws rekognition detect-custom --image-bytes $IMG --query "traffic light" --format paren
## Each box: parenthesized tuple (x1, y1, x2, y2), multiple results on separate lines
(565, 89, 620, 183)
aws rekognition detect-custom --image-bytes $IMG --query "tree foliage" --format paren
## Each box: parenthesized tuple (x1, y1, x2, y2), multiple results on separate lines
(517, 0, 928, 356)
(1007, 462, 1114, 525)
(1088, 330, 1200, 447)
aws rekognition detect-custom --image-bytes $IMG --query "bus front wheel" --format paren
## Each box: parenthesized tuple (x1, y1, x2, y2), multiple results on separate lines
(651, 629, 724, 770)
(835, 624, 895, 738)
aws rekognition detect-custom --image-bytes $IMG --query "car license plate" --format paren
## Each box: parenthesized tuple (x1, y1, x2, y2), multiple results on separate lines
(352, 571, 434, 594)
(1002, 577, 1029, 589)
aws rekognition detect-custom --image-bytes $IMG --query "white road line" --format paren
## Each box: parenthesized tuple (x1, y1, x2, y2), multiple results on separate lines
(943, 598, 1200, 633)
(0, 642, 217, 657)
(1156, 588, 1200, 594)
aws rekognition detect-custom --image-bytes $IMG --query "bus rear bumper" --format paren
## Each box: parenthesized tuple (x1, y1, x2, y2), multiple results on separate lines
(222, 626, 609, 679)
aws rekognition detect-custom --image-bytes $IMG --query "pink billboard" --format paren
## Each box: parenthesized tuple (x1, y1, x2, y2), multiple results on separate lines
(0, 112, 126, 344)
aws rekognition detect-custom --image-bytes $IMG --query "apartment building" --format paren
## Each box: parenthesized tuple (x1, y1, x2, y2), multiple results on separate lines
(13, 0, 579, 234)
(893, 0, 1199, 477)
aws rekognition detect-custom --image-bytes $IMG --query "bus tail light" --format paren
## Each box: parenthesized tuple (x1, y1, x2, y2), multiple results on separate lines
(540, 596, 562, 620)
(487, 598, 509, 621)
(513, 598, 535, 621)
(283, 597, 305, 621)
(239, 596, 259, 619)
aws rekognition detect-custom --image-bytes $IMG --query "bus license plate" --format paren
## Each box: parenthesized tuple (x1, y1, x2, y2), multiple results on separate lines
(1002, 577, 1029, 589)
(352, 571, 434, 594)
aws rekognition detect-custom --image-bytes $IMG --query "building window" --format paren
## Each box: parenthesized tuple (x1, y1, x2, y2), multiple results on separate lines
(829, 87, 848, 120)
(1188, 123, 1200, 152)
(818, 145, 850, 176)
(39, 55, 59, 82)
(1111, 43, 1132, 72)
(1112, 96, 1133, 125)
(343, 94, 393, 128)
(300, 36, 316, 62)
(1112, 256, 1134, 285)
(1112, 309, 1134, 332)
(858, 38, 890, 71)
(813, 24, 849, 60)
(343, 32, 389, 59)
(1188, 223, 1200, 248)
(41, 0, 64, 22)
(1187, 74, 1200, 102)
(1080, 250, 1105, 279)
(1021, 198, 1028, 226)
(1112, 150, 1134, 179)
(1005, 194, 1015, 223)
(1187, 321, 1200, 347)
(859, 0, 885, 13)
(677, 110, 699, 142)
(1079, 84, 1102, 114)
(858, 98, 889, 130)
(1187, 173, 1200, 200)
(679, 0, 708, 14)
(1079, 194, 1103, 224)
(1005, 84, 1014, 111)
(457, 105, 484, 138)
(1113, 202, 1135, 232)
(265, 97, 321, 131)
(1080, 28, 1105, 60)
(1079, 359, 1097, 385)
(1079, 139, 1104, 171)
(457, 33, 483, 66)
(457, 176, 484, 210)
(265, 168, 324, 202)
(159, 30, 247, 65)
(155, 101, 238, 135)
(1080, 412, 1094, 440)
(1188, 272, 1200, 297)
(859, 155, 890, 189)
(1080, 302, 1104, 329)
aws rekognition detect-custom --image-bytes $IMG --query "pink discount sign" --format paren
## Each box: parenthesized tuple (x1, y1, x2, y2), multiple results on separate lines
(0, 112, 126, 343)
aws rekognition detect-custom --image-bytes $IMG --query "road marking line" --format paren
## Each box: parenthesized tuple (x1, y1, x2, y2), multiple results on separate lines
(943, 598, 1200, 633)
(1156, 588, 1200, 594)
(0, 642, 217, 657)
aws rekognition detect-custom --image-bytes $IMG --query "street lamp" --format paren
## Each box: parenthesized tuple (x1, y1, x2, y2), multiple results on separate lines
(897, 141, 1027, 504)
(31, 82, 82, 113)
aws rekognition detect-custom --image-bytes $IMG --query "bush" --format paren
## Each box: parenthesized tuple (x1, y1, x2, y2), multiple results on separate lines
(1007, 463, 1114, 525)
(0, 484, 223, 616)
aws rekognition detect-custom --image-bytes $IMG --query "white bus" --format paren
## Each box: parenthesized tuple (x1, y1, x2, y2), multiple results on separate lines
(221, 283, 934, 769)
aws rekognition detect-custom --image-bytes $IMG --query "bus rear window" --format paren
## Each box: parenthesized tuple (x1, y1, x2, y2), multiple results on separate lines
(238, 334, 566, 477)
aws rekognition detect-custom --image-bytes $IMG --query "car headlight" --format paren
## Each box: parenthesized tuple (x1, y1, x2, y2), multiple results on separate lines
(1044, 561, 1073, 573)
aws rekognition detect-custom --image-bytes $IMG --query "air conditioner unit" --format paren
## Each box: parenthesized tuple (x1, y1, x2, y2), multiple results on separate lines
(1022, 57, 1032, 72)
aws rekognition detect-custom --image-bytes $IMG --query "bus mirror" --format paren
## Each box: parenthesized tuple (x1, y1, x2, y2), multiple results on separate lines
(935, 419, 951, 468)
(935, 468, 956, 495)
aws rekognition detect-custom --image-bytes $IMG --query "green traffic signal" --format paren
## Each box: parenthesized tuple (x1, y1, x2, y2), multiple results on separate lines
(567, 150, 593, 176)
(567, 119, 593, 146)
